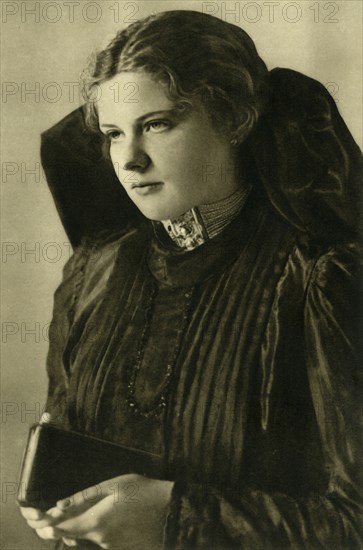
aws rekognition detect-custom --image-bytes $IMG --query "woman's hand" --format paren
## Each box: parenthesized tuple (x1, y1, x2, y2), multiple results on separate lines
(19, 474, 174, 549)
(19, 506, 65, 542)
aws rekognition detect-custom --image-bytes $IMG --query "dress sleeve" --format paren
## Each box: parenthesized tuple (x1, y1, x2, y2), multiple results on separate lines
(164, 243, 362, 549)
(44, 245, 88, 426)
(44, 231, 127, 426)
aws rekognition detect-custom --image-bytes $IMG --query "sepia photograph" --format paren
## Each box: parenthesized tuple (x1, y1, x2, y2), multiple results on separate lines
(1, 1, 362, 548)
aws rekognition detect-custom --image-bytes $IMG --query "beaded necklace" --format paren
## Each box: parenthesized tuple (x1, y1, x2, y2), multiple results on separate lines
(126, 283, 194, 418)
(125, 187, 250, 417)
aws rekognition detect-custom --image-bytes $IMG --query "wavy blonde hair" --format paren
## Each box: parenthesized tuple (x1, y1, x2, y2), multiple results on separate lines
(81, 10, 269, 145)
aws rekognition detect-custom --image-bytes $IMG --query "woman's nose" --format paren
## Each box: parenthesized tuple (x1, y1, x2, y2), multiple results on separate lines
(121, 136, 151, 172)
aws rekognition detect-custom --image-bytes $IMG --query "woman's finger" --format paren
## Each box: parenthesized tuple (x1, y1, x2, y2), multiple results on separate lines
(54, 474, 141, 517)
(26, 506, 66, 529)
(52, 508, 98, 539)
(62, 537, 78, 547)
(56, 482, 105, 513)
(19, 507, 44, 521)
(35, 526, 60, 540)
(56, 485, 107, 518)
(56, 474, 138, 513)
(21, 486, 103, 535)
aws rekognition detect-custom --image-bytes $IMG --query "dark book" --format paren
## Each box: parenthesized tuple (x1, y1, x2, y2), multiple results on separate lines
(17, 423, 165, 511)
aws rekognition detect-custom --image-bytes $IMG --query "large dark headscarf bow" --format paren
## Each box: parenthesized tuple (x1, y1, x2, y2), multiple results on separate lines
(246, 68, 362, 244)
(41, 68, 362, 248)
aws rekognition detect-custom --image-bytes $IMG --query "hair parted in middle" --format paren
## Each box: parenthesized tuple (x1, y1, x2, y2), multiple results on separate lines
(82, 10, 270, 146)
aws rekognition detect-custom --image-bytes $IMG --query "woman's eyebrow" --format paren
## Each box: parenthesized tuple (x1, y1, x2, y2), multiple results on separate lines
(136, 109, 179, 122)
(100, 123, 122, 129)
(100, 109, 180, 129)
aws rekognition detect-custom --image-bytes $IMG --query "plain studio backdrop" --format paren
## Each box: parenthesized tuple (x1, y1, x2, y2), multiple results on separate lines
(1, 0, 362, 547)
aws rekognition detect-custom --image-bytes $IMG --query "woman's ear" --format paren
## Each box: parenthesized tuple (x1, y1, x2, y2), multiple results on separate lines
(231, 109, 257, 146)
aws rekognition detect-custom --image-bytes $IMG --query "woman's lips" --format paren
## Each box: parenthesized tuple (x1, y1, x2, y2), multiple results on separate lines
(131, 182, 164, 196)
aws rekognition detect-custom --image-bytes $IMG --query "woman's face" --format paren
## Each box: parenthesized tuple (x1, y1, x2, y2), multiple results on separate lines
(97, 71, 240, 220)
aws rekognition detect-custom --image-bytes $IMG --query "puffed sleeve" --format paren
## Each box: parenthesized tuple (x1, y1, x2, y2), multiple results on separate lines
(164, 243, 362, 549)
(44, 230, 129, 427)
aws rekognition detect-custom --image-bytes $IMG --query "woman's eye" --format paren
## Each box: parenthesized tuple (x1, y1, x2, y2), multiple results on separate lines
(145, 120, 170, 133)
(107, 130, 123, 141)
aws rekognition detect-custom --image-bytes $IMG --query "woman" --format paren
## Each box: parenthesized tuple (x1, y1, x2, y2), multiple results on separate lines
(20, 10, 362, 550)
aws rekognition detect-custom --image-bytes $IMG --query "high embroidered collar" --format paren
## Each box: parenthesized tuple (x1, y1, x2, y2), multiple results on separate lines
(148, 188, 265, 287)
(158, 186, 252, 251)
